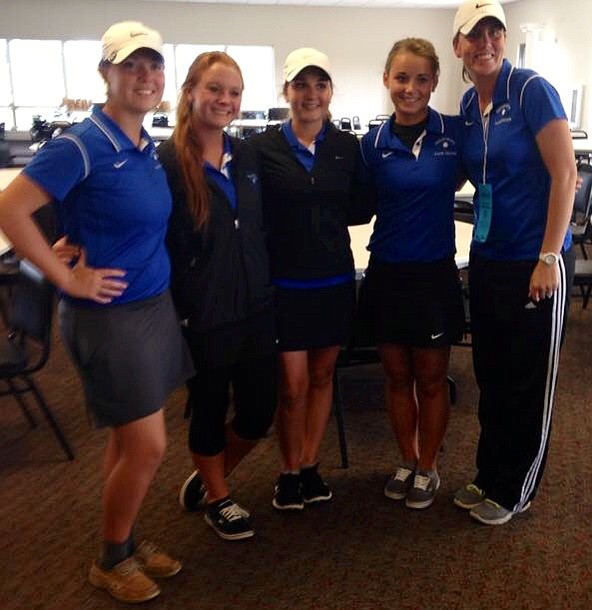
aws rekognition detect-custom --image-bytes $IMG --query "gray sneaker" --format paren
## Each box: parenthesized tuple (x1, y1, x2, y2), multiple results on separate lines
(469, 498, 531, 525)
(384, 464, 415, 500)
(405, 470, 440, 509)
(453, 483, 486, 509)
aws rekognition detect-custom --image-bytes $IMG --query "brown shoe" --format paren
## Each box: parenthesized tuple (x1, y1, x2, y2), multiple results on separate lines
(89, 557, 160, 603)
(134, 540, 182, 578)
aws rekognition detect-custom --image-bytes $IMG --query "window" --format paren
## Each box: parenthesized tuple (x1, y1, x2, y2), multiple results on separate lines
(0, 39, 13, 129)
(1, 38, 275, 132)
(228, 45, 275, 113)
(10, 39, 64, 129)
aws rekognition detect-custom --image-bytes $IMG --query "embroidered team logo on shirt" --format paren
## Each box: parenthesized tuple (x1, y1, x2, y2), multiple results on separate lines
(494, 103, 512, 125)
(434, 137, 457, 157)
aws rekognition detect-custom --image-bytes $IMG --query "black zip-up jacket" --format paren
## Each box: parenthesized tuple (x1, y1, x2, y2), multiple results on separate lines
(159, 136, 273, 331)
(250, 122, 373, 281)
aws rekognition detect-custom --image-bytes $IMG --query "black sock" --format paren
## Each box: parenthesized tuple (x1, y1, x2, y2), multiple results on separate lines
(126, 526, 137, 556)
(100, 537, 132, 570)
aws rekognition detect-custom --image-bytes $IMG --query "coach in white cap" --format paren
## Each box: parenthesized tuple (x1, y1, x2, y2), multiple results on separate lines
(451, 0, 576, 527)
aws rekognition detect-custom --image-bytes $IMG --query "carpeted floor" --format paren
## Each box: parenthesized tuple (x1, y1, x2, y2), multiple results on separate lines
(1, 301, 592, 610)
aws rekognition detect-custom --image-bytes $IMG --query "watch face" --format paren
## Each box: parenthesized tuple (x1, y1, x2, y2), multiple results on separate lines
(543, 253, 558, 265)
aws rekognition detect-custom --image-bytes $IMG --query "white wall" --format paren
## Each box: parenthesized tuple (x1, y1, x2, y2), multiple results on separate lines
(504, 0, 592, 131)
(0, 0, 465, 128)
(2, 0, 589, 130)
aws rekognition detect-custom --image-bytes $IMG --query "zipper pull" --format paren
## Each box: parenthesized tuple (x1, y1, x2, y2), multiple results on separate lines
(311, 176, 315, 185)
(234, 218, 240, 229)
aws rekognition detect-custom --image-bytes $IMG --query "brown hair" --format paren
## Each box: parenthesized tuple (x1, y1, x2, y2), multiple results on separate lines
(173, 51, 243, 229)
(282, 66, 333, 122)
(384, 37, 440, 81)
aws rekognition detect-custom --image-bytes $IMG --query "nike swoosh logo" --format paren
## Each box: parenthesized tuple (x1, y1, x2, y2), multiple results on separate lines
(335, 155, 344, 160)
(464, 121, 474, 126)
(475, 3, 491, 8)
(382, 151, 394, 159)
(431, 332, 444, 340)
(524, 302, 537, 310)
(130, 32, 145, 37)
(113, 160, 128, 169)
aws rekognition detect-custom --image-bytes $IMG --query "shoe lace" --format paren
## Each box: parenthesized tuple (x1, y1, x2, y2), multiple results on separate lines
(394, 467, 413, 482)
(219, 502, 246, 523)
(117, 557, 141, 576)
(413, 474, 431, 491)
(137, 541, 157, 556)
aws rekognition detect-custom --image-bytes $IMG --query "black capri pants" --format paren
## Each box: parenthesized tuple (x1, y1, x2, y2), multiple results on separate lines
(184, 308, 277, 456)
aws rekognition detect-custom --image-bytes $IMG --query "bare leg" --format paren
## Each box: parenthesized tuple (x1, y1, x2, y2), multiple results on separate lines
(301, 346, 341, 465)
(190, 425, 257, 503)
(223, 424, 258, 476)
(413, 346, 451, 471)
(102, 410, 166, 543)
(276, 351, 308, 471)
(379, 344, 418, 464)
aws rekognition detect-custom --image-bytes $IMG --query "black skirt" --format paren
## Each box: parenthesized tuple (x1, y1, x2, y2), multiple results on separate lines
(275, 281, 356, 351)
(357, 257, 465, 348)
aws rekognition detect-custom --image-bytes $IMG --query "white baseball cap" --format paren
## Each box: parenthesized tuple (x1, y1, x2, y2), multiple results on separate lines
(453, 0, 507, 36)
(283, 48, 332, 83)
(101, 21, 163, 64)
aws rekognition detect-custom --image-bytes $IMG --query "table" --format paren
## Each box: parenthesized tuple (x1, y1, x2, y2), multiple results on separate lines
(456, 182, 475, 202)
(0, 168, 21, 255)
(349, 220, 473, 273)
(0, 167, 22, 192)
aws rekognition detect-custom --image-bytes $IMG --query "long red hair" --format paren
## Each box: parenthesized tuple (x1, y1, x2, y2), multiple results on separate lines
(173, 51, 244, 229)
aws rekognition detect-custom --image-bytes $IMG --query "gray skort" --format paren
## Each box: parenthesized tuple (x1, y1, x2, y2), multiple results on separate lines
(59, 290, 194, 427)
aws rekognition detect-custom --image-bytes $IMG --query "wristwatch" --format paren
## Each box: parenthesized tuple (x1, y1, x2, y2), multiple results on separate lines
(539, 252, 559, 266)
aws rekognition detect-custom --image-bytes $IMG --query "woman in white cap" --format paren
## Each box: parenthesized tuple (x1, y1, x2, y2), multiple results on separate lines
(451, 0, 576, 525)
(0, 22, 193, 603)
(159, 52, 277, 542)
(250, 49, 369, 511)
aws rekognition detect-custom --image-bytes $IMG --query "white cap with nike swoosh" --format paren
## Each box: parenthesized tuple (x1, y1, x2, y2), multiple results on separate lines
(101, 21, 163, 64)
(453, 0, 507, 36)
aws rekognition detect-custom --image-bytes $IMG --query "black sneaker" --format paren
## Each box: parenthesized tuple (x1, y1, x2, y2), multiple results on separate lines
(301, 464, 333, 504)
(272, 473, 304, 511)
(179, 471, 207, 512)
(204, 498, 254, 541)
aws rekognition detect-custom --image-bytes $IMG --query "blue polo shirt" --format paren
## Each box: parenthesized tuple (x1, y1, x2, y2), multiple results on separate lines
(460, 59, 571, 260)
(23, 105, 171, 305)
(204, 132, 237, 211)
(282, 120, 327, 173)
(360, 108, 462, 263)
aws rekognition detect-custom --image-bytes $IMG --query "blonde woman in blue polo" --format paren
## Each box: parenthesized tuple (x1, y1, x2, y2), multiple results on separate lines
(360, 38, 465, 510)
(452, 0, 576, 525)
(0, 23, 193, 603)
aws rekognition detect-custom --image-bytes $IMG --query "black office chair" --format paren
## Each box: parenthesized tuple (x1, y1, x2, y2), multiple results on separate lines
(454, 199, 475, 224)
(340, 117, 352, 131)
(573, 259, 592, 309)
(571, 163, 592, 259)
(0, 260, 74, 460)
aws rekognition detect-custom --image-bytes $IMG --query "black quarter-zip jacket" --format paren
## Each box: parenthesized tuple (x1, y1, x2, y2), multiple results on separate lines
(159, 136, 273, 331)
(250, 122, 372, 281)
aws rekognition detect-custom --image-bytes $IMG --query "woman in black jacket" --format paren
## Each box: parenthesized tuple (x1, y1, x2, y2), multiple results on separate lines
(250, 48, 370, 511)
(159, 52, 276, 541)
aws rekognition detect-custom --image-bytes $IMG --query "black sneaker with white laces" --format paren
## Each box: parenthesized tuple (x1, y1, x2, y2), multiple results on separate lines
(178, 471, 207, 512)
(272, 473, 304, 511)
(300, 464, 333, 504)
(204, 498, 254, 541)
